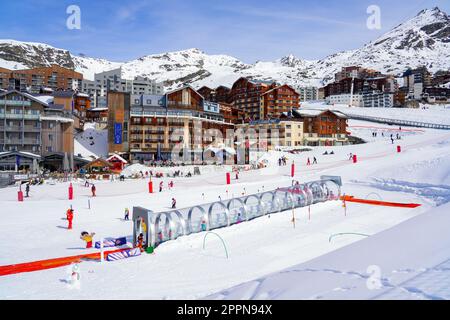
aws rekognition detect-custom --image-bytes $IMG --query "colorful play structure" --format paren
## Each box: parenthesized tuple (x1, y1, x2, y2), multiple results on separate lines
(132, 175, 343, 249)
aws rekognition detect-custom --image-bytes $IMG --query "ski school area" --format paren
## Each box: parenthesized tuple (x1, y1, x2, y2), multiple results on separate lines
(0, 116, 449, 299)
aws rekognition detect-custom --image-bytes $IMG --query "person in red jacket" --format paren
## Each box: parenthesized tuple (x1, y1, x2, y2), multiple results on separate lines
(66, 208, 74, 230)
(91, 184, 96, 197)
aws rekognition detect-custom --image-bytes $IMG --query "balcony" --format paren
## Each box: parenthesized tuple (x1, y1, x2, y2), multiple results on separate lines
(0, 100, 32, 107)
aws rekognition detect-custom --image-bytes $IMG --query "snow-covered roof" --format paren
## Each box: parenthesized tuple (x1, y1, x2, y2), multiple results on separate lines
(40, 116, 74, 123)
(293, 109, 347, 118)
(0, 90, 51, 107)
(34, 95, 54, 105)
(107, 154, 128, 164)
(88, 107, 108, 112)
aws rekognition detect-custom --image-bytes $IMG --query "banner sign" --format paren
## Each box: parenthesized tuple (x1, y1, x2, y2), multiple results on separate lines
(114, 123, 122, 144)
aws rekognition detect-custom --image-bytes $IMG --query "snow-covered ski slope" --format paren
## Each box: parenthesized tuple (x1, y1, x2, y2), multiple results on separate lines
(0, 114, 449, 299)
(304, 102, 450, 126)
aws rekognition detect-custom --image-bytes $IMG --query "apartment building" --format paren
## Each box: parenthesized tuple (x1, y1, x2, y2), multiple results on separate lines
(402, 66, 432, 100)
(198, 85, 231, 103)
(362, 82, 394, 108)
(260, 84, 300, 119)
(335, 66, 382, 82)
(286, 109, 349, 146)
(0, 65, 83, 94)
(0, 90, 75, 168)
(108, 87, 235, 162)
(229, 77, 277, 121)
(326, 93, 363, 107)
(236, 119, 304, 150)
(296, 86, 319, 101)
(82, 68, 163, 108)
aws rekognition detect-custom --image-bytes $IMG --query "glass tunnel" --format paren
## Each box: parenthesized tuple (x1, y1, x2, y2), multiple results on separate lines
(133, 176, 342, 248)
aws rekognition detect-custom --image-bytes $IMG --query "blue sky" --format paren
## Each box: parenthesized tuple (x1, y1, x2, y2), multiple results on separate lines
(0, 0, 449, 63)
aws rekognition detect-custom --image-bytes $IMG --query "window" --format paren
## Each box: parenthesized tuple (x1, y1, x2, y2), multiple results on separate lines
(48, 134, 54, 141)
(135, 99, 140, 104)
(147, 99, 152, 104)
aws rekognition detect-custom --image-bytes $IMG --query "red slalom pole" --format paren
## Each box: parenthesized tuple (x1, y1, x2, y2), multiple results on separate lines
(291, 161, 295, 178)
(397, 145, 402, 153)
(226, 172, 231, 185)
(68, 183, 73, 200)
(353, 154, 358, 163)
(148, 180, 153, 193)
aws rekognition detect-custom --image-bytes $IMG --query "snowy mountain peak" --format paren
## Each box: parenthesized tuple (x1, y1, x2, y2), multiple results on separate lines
(1, 8, 449, 89)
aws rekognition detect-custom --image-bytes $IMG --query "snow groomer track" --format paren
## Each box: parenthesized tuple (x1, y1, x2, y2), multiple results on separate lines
(133, 176, 343, 248)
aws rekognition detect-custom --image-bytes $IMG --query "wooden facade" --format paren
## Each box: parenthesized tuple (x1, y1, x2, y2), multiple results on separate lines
(166, 86, 203, 111)
(260, 84, 300, 119)
(0, 65, 83, 93)
(229, 77, 277, 121)
(107, 92, 130, 155)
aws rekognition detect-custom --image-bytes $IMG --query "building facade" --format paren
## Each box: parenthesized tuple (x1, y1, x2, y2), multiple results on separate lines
(326, 94, 363, 107)
(236, 119, 304, 150)
(0, 90, 75, 166)
(296, 86, 319, 101)
(108, 87, 236, 162)
(0, 65, 83, 94)
(228, 78, 277, 121)
(260, 84, 300, 120)
(82, 68, 163, 108)
(287, 109, 349, 146)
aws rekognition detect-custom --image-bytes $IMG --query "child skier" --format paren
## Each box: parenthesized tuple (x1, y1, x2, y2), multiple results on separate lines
(201, 219, 207, 231)
(91, 184, 96, 197)
(80, 231, 95, 248)
(66, 208, 74, 230)
(124, 208, 130, 220)
(159, 181, 163, 192)
(312, 157, 317, 165)
(136, 233, 145, 252)
(171, 198, 176, 209)
(306, 157, 311, 166)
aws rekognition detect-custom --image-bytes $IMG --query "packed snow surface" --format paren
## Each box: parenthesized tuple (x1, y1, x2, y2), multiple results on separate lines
(0, 115, 449, 299)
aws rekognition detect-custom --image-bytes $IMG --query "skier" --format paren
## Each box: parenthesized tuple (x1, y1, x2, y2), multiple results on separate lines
(235, 171, 239, 180)
(390, 134, 394, 144)
(80, 231, 95, 248)
(25, 183, 30, 198)
(66, 208, 74, 230)
(136, 233, 145, 252)
(307, 157, 311, 166)
(201, 218, 207, 231)
(312, 157, 317, 165)
(168, 180, 174, 189)
(171, 198, 176, 209)
(84, 180, 89, 187)
(349, 153, 353, 160)
(236, 213, 242, 224)
(91, 184, 96, 197)
(159, 181, 163, 192)
(124, 208, 130, 221)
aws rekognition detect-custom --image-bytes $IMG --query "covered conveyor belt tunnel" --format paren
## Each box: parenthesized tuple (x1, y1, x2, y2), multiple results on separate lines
(133, 176, 342, 249)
